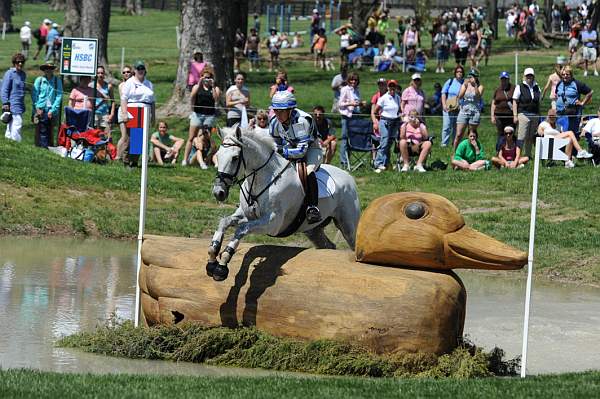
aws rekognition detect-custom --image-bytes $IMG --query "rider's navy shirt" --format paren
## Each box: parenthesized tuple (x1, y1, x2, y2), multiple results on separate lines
(269, 108, 317, 159)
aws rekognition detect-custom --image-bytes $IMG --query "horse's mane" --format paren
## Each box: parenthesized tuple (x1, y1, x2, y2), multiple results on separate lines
(222, 126, 277, 152)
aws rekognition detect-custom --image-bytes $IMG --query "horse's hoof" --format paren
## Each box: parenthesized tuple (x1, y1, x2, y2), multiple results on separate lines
(206, 260, 219, 277)
(212, 264, 229, 282)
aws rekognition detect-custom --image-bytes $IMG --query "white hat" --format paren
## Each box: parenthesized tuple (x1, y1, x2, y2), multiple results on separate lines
(524, 67, 535, 76)
(24, 21, 30, 27)
(43, 18, 51, 24)
(313, 8, 318, 13)
(52, 23, 58, 28)
(411, 73, 422, 80)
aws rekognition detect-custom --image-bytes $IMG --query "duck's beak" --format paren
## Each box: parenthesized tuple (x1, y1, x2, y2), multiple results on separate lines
(443, 226, 527, 270)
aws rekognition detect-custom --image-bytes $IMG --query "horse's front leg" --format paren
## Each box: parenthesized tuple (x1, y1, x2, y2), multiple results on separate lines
(211, 213, 275, 282)
(207, 207, 246, 277)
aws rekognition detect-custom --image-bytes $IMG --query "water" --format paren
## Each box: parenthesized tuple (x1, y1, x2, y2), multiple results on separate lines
(0, 237, 598, 376)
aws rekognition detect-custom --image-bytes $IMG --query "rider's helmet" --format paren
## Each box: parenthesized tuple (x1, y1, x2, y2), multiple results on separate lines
(271, 91, 296, 110)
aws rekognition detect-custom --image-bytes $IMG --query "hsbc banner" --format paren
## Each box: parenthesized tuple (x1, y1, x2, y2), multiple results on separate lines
(60, 37, 98, 76)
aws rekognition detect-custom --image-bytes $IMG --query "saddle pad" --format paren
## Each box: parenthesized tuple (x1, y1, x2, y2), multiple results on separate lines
(316, 168, 336, 199)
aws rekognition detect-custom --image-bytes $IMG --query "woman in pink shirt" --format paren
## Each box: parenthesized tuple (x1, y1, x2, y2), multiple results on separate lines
(337, 72, 365, 166)
(69, 75, 94, 111)
(401, 73, 425, 121)
(187, 51, 206, 90)
(398, 109, 432, 172)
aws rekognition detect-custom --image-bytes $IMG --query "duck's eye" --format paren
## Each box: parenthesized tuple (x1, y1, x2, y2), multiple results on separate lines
(405, 202, 427, 219)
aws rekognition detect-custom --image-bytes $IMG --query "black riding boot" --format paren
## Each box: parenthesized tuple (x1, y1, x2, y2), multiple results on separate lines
(305, 171, 322, 224)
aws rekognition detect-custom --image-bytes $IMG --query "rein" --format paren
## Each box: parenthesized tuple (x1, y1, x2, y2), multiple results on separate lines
(219, 141, 291, 207)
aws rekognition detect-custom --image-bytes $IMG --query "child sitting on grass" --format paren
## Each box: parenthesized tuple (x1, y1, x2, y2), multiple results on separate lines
(452, 130, 490, 171)
(188, 127, 217, 169)
(150, 121, 184, 166)
(491, 126, 529, 169)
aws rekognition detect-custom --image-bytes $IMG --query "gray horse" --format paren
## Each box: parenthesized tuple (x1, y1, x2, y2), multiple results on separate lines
(208, 126, 360, 281)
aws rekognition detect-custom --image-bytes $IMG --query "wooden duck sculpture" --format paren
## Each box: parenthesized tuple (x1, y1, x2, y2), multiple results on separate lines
(140, 193, 526, 355)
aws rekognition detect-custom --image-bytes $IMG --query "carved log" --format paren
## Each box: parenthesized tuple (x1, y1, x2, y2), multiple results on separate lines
(141, 235, 466, 355)
(355, 193, 527, 271)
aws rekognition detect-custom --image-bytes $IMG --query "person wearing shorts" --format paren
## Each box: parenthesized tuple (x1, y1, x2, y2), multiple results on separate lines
(581, 21, 598, 77)
(454, 69, 483, 151)
(189, 128, 216, 169)
(183, 69, 220, 166)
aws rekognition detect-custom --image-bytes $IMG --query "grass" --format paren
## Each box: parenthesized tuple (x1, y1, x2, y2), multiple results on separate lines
(1, 368, 600, 398)
(57, 321, 517, 379)
(0, 4, 598, 286)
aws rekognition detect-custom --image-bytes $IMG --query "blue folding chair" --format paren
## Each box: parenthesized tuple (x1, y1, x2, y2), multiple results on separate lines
(344, 117, 377, 171)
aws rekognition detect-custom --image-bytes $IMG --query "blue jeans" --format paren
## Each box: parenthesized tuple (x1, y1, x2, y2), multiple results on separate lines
(375, 118, 400, 168)
(441, 110, 458, 146)
(339, 116, 350, 165)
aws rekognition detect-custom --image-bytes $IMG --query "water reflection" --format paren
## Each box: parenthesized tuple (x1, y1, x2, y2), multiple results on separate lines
(0, 237, 598, 376)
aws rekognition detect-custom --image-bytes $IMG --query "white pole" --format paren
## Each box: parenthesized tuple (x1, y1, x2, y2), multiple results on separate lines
(520, 138, 542, 378)
(515, 52, 518, 81)
(2, 23, 6, 40)
(176, 26, 181, 49)
(402, 44, 406, 73)
(134, 104, 150, 328)
(120, 47, 125, 74)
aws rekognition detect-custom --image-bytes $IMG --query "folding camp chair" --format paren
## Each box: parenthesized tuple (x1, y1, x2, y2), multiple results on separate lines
(344, 117, 377, 171)
(64, 107, 110, 162)
(394, 136, 435, 171)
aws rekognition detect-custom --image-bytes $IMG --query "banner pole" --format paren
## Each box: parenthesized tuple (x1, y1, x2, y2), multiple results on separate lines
(134, 104, 150, 328)
(521, 138, 542, 378)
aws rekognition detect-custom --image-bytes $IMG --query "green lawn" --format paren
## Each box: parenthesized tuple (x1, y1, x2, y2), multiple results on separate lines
(1, 369, 600, 399)
(0, 4, 599, 285)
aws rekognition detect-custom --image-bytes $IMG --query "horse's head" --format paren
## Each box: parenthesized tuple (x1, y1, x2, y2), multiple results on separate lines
(213, 126, 244, 202)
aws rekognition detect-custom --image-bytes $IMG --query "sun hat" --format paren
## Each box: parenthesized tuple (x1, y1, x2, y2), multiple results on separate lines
(25, 21, 30, 27)
(556, 56, 567, 65)
(504, 126, 515, 133)
(43, 18, 51, 24)
(499, 71, 510, 79)
(1, 111, 12, 124)
(39, 62, 56, 71)
(467, 69, 479, 77)
(52, 23, 58, 28)
(387, 79, 398, 87)
(313, 8, 318, 13)
(411, 73, 421, 80)
(377, 77, 387, 84)
(271, 91, 297, 110)
(524, 67, 535, 76)
(133, 60, 146, 70)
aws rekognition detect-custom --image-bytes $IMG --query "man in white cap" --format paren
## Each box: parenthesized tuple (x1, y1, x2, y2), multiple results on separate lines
(20, 21, 32, 58)
(512, 67, 541, 158)
(45, 23, 61, 63)
(269, 91, 323, 224)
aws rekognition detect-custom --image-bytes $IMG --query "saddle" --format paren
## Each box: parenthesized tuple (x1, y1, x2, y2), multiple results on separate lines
(269, 160, 317, 238)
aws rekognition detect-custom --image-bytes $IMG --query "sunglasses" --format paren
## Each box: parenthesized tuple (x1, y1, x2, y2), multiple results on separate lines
(135, 67, 146, 71)
(122, 70, 131, 74)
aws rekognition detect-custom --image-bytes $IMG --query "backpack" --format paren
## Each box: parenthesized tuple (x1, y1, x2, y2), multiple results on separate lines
(32, 28, 41, 39)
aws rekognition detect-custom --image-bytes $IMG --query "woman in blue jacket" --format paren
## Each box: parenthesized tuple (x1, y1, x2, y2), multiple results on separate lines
(1, 54, 27, 142)
(32, 62, 63, 148)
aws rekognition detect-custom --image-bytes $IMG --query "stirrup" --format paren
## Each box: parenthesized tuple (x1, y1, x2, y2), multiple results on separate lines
(306, 205, 322, 224)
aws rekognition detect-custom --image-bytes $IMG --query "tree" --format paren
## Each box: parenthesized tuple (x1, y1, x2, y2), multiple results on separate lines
(487, 0, 498, 40)
(351, 0, 379, 38)
(49, 0, 67, 11)
(64, 0, 111, 69)
(160, 0, 238, 117)
(0, 0, 12, 32)
(124, 0, 143, 16)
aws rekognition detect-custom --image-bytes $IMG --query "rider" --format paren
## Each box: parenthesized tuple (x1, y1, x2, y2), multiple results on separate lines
(269, 90, 323, 224)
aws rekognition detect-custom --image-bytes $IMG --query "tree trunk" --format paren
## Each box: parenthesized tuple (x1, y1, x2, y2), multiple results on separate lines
(160, 0, 236, 117)
(231, 0, 249, 35)
(125, 0, 143, 16)
(0, 0, 12, 32)
(544, 0, 553, 34)
(49, 0, 67, 11)
(81, 0, 111, 69)
(63, 0, 82, 38)
(351, 0, 378, 37)
(487, 0, 498, 40)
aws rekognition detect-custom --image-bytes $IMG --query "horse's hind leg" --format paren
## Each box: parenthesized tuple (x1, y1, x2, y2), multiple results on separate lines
(304, 223, 336, 249)
(333, 208, 358, 250)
